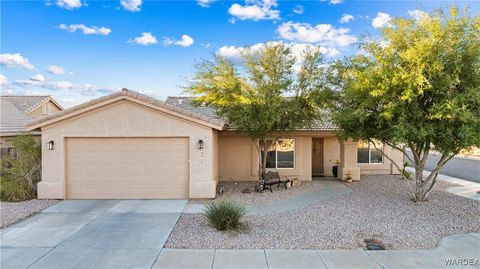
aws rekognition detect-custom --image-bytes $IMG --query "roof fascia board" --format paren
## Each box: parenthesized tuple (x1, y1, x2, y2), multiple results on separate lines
(27, 95, 223, 131)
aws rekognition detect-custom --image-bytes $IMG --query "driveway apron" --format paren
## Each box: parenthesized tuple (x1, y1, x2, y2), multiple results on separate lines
(0, 199, 188, 269)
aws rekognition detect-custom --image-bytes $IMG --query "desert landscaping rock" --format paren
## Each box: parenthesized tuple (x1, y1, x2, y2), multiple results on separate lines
(0, 199, 60, 228)
(191, 180, 325, 205)
(165, 175, 480, 249)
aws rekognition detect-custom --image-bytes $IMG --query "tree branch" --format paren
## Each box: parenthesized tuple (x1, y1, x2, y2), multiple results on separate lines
(384, 142, 414, 164)
(369, 139, 415, 195)
(423, 150, 458, 197)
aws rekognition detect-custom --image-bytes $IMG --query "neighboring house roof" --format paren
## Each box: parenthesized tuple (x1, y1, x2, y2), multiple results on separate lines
(27, 89, 225, 131)
(3, 96, 63, 114)
(166, 96, 337, 131)
(0, 96, 62, 135)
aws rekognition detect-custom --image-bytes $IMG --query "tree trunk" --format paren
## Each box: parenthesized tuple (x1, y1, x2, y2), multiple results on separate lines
(414, 167, 426, 202)
(256, 139, 268, 190)
(371, 141, 453, 202)
(256, 139, 275, 191)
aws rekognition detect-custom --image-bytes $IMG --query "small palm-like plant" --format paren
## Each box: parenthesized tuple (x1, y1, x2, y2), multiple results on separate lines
(203, 200, 246, 231)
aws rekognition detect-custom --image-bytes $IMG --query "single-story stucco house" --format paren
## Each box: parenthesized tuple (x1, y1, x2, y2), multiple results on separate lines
(27, 89, 402, 199)
(1, 95, 63, 157)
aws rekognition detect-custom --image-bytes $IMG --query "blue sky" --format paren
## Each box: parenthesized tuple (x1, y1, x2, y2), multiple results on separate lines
(1, 0, 477, 107)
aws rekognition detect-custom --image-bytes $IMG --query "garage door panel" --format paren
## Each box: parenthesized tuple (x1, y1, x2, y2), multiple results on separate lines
(66, 137, 189, 199)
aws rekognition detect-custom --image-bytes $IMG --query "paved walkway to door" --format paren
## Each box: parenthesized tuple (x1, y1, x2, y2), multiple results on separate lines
(183, 179, 352, 215)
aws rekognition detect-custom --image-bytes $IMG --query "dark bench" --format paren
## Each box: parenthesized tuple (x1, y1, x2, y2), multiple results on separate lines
(263, 171, 292, 193)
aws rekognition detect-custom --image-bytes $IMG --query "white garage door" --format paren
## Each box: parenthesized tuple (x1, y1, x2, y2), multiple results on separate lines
(65, 137, 189, 199)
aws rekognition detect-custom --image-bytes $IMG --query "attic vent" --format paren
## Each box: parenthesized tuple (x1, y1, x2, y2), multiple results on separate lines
(178, 99, 183, 104)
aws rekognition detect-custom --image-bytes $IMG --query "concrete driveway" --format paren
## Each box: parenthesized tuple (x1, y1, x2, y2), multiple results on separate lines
(0, 199, 188, 269)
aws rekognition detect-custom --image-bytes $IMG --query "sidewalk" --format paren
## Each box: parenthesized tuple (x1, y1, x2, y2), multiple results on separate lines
(153, 233, 480, 269)
(405, 167, 480, 201)
(183, 179, 352, 215)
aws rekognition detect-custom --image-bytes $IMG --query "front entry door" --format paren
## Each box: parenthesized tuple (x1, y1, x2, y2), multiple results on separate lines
(312, 138, 324, 176)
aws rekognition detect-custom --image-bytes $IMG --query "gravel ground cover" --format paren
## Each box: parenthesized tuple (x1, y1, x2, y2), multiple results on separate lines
(166, 175, 480, 250)
(0, 199, 60, 228)
(191, 180, 325, 205)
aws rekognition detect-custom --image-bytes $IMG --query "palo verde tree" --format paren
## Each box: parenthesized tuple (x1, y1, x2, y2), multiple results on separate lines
(332, 7, 480, 202)
(187, 43, 329, 185)
(2, 135, 42, 199)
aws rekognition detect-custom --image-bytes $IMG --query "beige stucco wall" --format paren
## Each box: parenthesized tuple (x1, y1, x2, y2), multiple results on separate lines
(29, 101, 62, 119)
(38, 99, 217, 199)
(218, 133, 403, 182)
(218, 134, 313, 181)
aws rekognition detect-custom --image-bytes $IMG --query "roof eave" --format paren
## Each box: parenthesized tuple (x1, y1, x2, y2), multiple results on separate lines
(26, 90, 225, 131)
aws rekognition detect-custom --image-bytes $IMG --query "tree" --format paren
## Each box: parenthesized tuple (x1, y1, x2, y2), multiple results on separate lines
(332, 7, 480, 202)
(188, 43, 329, 185)
(2, 135, 42, 199)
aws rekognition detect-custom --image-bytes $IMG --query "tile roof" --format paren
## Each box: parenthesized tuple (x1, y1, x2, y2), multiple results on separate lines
(0, 96, 49, 135)
(2, 96, 50, 113)
(166, 96, 337, 131)
(27, 89, 225, 130)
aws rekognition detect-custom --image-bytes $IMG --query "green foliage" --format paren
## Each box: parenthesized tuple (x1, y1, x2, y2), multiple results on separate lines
(203, 200, 246, 231)
(187, 43, 332, 182)
(2, 135, 42, 200)
(0, 176, 31, 202)
(331, 7, 480, 201)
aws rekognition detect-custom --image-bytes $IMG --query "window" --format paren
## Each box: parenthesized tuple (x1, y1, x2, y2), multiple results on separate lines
(357, 141, 383, 164)
(264, 139, 295, 169)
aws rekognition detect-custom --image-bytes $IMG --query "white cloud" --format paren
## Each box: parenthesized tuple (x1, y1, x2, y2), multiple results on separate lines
(277, 21, 357, 47)
(13, 77, 116, 96)
(47, 65, 72, 75)
(407, 9, 428, 20)
(56, 0, 82, 9)
(78, 83, 116, 96)
(292, 5, 304, 14)
(330, 0, 342, 4)
(372, 12, 392, 28)
(228, 0, 280, 21)
(31, 74, 46, 82)
(197, 0, 215, 7)
(120, 0, 142, 12)
(59, 24, 111, 35)
(0, 53, 34, 70)
(128, 32, 158, 46)
(14, 79, 74, 91)
(217, 41, 340, 62)
(340, 14, 354, 23)
(163, 34, 194, 47)
(201, 43, 211, 48)
(0, 74, 7, 85)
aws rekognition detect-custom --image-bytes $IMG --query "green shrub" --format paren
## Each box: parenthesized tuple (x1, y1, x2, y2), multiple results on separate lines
(1, 135, 41, 200)
(203, 200, 246, 231)
(0, 176, 32, 202)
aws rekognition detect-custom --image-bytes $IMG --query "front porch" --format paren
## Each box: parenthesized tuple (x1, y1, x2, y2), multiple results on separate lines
(217, 132, 402, 182)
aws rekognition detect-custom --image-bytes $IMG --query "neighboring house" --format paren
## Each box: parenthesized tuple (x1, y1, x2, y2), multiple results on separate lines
(27, 89, 402, 200)
(0, 96, 63, 157)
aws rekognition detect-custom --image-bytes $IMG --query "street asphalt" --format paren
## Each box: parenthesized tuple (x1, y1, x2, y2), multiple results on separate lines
(406, 151, 480, 183)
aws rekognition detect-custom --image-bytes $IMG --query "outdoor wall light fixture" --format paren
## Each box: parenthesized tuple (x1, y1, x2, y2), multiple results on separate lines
(47, 140, 54, 150)
(198, 139, 204, 150)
